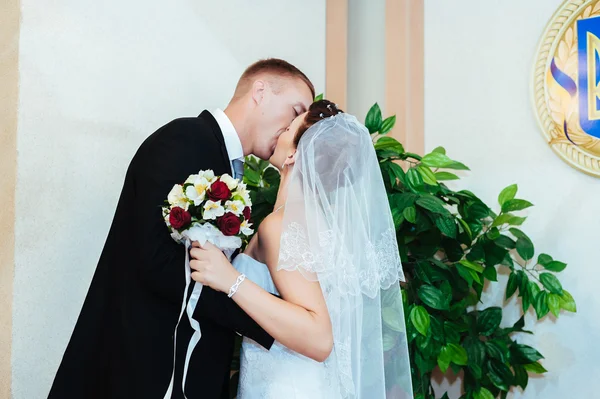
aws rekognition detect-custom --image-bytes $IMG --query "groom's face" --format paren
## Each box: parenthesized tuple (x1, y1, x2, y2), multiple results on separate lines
(253, 78, 312, 160)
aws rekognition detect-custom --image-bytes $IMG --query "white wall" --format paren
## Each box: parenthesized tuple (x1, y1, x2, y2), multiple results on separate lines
(11, 1, 325, 397)
(426, 1, 599, 398)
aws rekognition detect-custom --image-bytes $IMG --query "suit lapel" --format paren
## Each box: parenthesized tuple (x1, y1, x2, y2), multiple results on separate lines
(198, 110, 232, 174)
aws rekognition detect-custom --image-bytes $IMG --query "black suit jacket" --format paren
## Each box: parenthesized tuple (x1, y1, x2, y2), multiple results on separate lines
(48, 111, 273, 399)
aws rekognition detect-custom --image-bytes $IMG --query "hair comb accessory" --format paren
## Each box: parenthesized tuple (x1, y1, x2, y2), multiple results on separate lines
(320, 113, 324, 118)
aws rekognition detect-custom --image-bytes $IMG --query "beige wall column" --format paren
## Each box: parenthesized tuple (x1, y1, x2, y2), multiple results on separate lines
(385, 0, 424, 154)
(326, 0, 348, 110)
(0, 0, 20, 396)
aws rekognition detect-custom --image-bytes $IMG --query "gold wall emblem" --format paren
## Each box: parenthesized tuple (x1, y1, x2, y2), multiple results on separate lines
(533, 0, 600, 177)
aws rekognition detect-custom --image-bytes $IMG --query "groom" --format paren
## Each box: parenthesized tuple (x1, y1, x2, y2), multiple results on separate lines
(48, 58, 315, 399)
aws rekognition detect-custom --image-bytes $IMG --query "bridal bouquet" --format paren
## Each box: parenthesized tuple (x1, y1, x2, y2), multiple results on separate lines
(162, 169, 253, 256)
(160, 169, 253, 399)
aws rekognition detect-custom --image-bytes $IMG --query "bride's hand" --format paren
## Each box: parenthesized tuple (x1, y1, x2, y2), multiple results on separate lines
(189, 241, 240, 293)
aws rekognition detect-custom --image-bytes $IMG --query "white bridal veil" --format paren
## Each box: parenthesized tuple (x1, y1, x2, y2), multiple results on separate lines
(277, 113, 414, 398)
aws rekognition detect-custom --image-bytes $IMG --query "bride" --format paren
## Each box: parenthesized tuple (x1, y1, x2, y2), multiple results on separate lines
(190, 99, 413, 398)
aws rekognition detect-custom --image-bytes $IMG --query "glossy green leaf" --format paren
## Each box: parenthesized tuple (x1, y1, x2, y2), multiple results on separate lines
(559, 290, 577, 312)
(418, 285, 451, 310)
(524, 361, 548, 374)
(410, 306, 431, 336)
(540, 273, 563, 295)
(365, 103, 383, 133)
(501, 199, 533, 213)
(477, 307, 502, 336)
(403, 206, 417, 223)
(498, 184, 518, 206)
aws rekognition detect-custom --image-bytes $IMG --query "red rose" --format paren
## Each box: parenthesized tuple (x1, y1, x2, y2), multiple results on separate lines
(207, 180, 231, 201)
(217, 212, 241, 236)
(243, 206, 251, 221)
(169, 207, 191, 230)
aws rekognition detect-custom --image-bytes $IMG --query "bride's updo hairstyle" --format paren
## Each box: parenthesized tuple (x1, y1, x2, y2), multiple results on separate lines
(293, 99, 344, 147)
(292, 99, 369, 192)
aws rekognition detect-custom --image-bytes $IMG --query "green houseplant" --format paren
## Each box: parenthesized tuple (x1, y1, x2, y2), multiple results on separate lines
(238, 102, 576, 399)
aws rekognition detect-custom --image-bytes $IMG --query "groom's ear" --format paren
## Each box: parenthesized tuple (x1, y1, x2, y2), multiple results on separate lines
(251, 80, 266, 105)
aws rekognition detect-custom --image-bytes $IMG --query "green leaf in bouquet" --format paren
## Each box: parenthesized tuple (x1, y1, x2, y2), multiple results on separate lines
(314, 93, 324, 102)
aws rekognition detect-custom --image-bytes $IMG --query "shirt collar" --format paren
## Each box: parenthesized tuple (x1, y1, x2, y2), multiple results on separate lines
(211, 108, 243, 162)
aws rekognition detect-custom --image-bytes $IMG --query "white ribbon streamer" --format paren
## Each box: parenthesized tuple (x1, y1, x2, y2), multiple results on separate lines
(162, 224, 241, 398)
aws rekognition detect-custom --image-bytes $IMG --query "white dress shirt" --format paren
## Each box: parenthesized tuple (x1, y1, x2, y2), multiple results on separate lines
(210, 109, 243, 175)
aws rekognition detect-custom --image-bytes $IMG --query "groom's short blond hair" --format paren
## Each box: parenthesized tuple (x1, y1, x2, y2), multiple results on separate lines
(233, 58, 315, 100)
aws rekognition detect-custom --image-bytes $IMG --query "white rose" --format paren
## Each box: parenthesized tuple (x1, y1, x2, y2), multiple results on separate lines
(225, 200, 245, 216)
(220, 173, 238, 190)
(167, 184, 189, 210)
(203, 200, 225, 220)
(240, 220, 254, 236)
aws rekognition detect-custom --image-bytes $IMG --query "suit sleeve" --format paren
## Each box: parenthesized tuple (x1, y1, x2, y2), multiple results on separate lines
(133, 119, 273, 349)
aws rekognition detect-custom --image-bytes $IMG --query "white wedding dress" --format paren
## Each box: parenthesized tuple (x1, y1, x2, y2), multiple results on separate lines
(232, 253, 338, 399)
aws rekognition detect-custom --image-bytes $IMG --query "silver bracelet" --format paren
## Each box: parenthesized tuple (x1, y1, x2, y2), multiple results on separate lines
(228, 274, 246, 298)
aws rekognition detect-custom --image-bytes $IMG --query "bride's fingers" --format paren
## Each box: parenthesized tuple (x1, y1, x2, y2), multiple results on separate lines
(191, 241, 202, 248)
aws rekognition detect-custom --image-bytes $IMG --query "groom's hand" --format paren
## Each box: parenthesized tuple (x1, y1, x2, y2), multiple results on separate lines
(190, 241, 240, 294)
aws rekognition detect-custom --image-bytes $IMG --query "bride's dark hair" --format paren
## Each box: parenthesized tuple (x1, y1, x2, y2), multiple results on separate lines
(293, 99, 344, 147)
